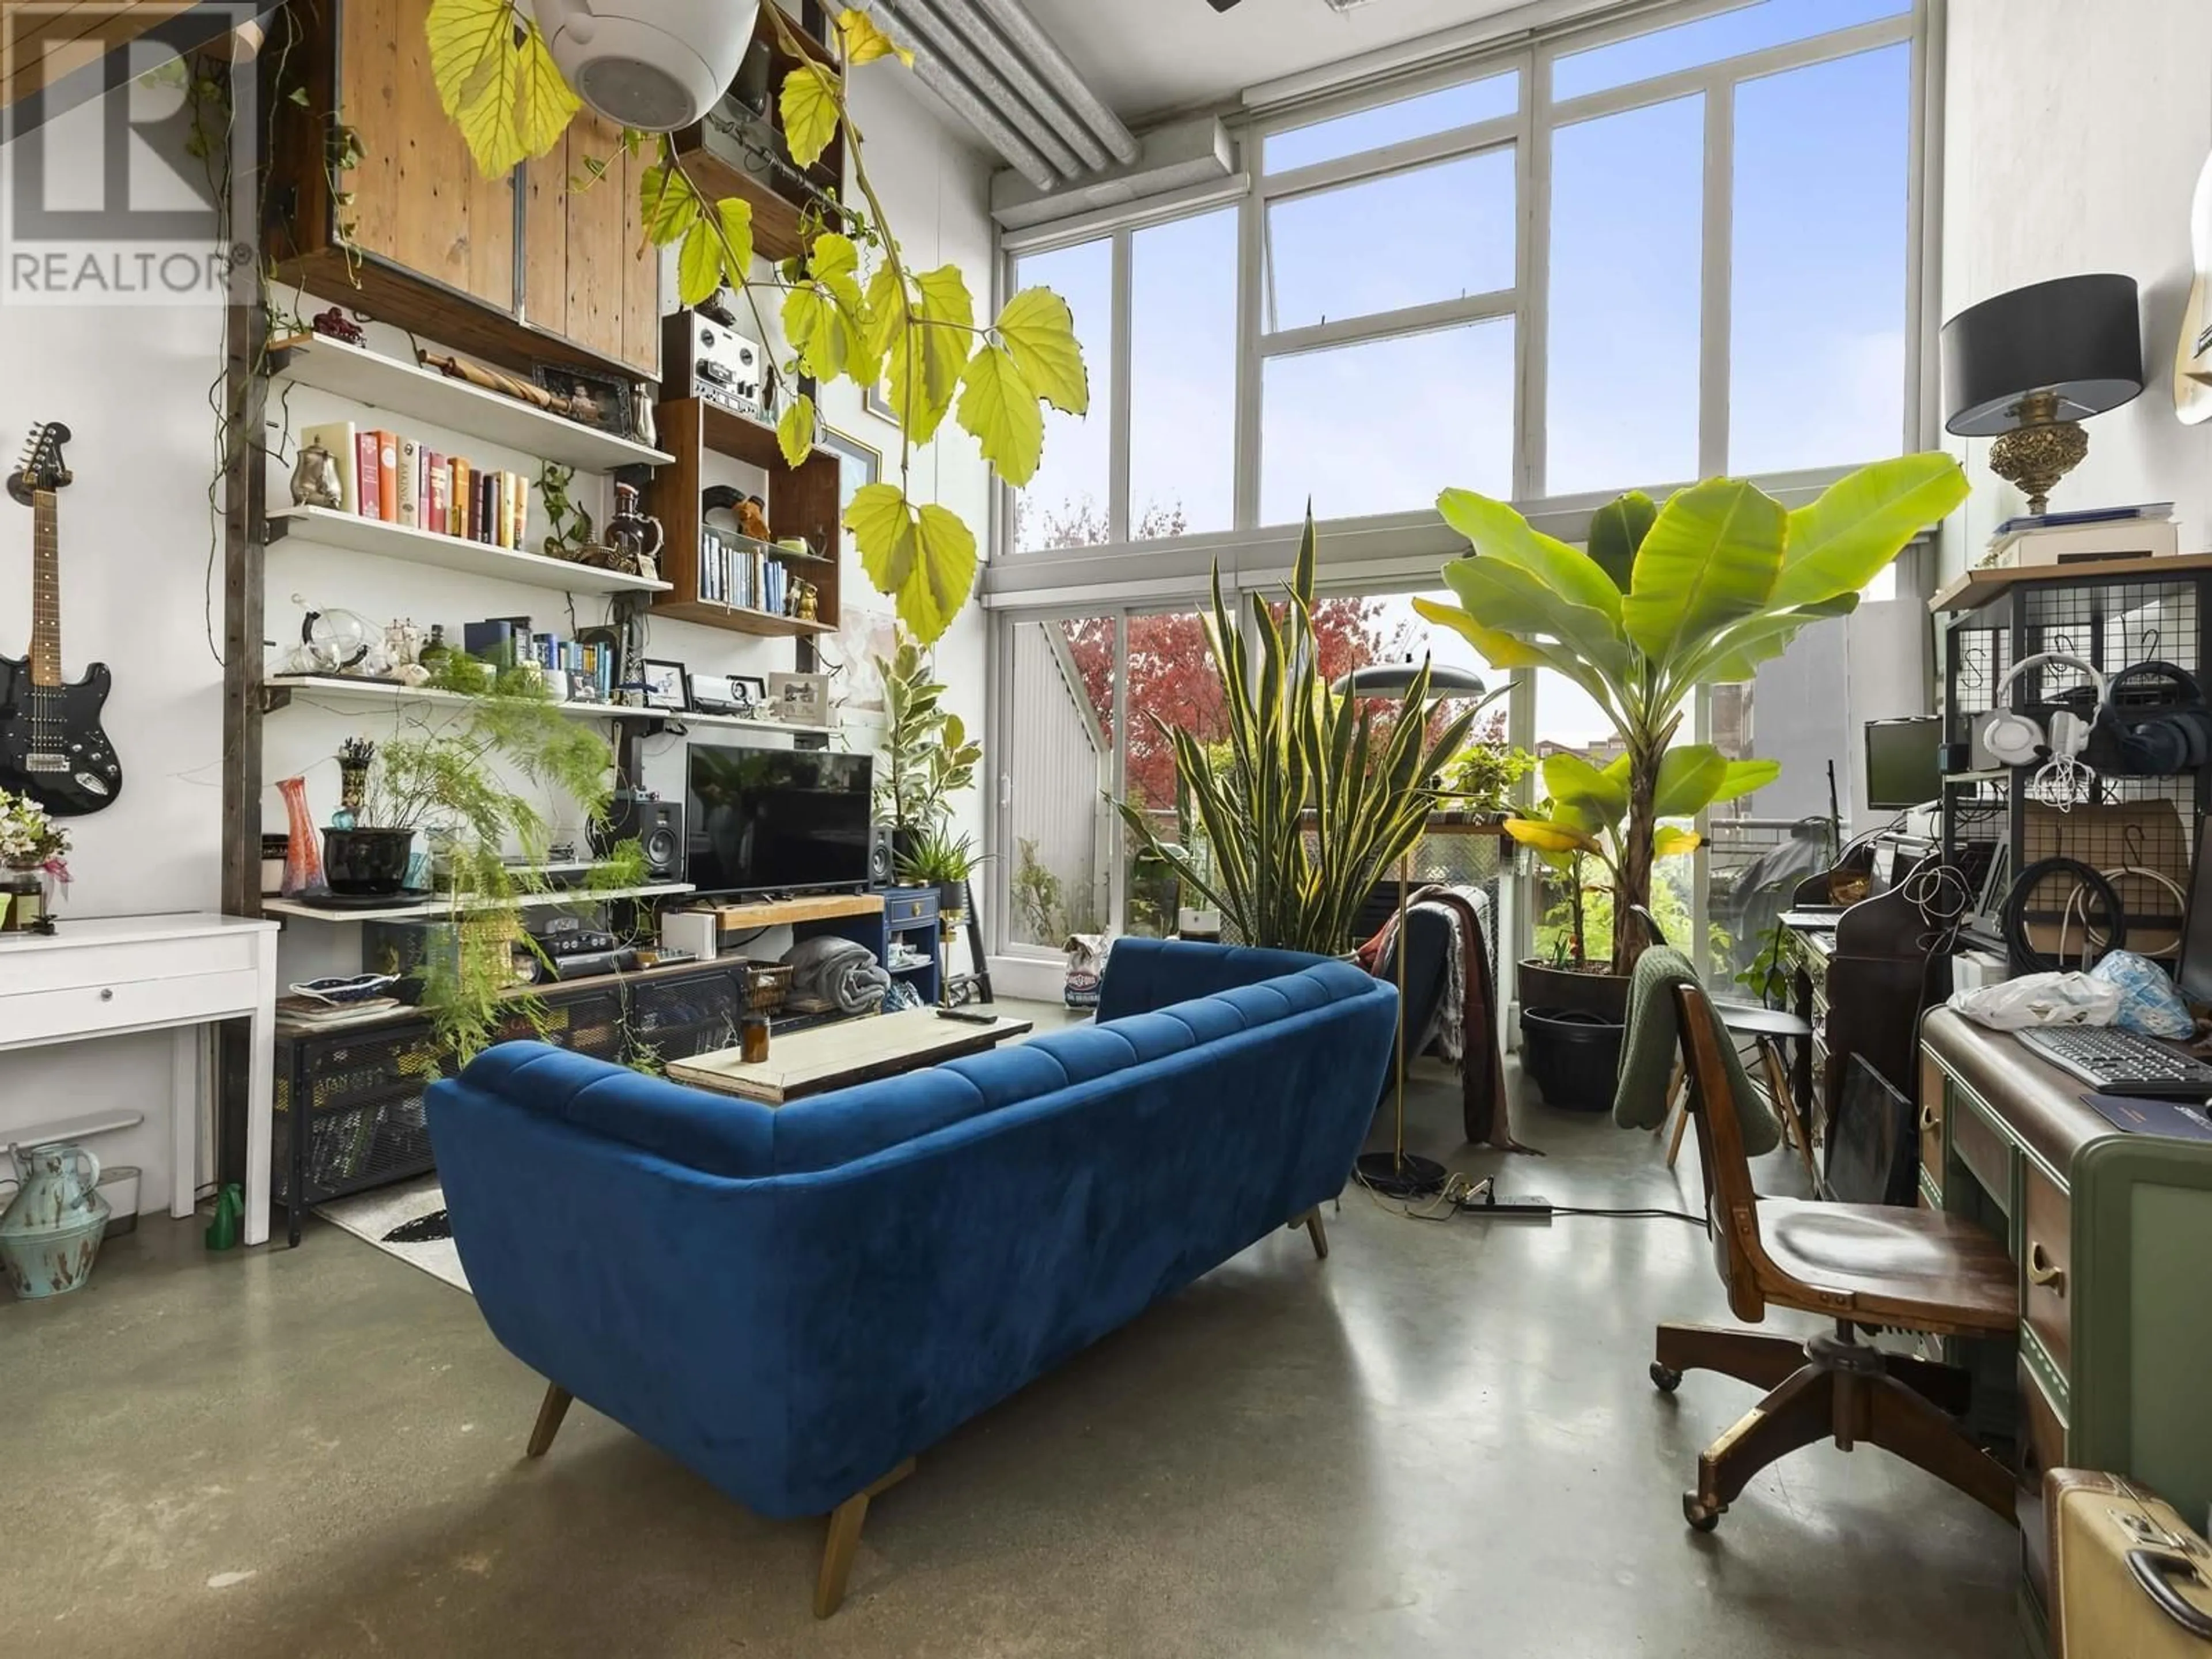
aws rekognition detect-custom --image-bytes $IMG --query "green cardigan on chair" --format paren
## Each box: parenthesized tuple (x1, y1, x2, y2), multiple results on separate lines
(1612, 945, 1780, 1156)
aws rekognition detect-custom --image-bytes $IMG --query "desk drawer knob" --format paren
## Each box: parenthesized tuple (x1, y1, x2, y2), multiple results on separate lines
(99, 987, 113, 1002)
(2028, 1242, 2066, 1296)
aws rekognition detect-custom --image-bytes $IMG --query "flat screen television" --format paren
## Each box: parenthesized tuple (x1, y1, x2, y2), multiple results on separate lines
(1864, 715, 1942, 809)
(684, 744, 873, 897)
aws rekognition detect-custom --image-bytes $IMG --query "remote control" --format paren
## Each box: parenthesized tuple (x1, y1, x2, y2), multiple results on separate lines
(935, 1008, 997, 1025)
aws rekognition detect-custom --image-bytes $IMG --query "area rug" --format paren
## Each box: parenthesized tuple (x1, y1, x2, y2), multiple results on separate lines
(316, 1176, 472, 1294)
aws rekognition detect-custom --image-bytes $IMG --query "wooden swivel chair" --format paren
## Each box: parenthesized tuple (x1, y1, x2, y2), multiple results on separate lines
(1654, 977, 2019, 1531)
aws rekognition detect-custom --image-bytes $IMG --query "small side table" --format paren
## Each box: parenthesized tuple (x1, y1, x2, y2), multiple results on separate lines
(0, 913, 280, 1245)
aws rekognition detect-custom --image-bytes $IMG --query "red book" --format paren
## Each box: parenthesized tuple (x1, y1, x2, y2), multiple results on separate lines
(374, 430, 397, 521)
(425, 450, 447, 536)
(354, 431, 380, 518)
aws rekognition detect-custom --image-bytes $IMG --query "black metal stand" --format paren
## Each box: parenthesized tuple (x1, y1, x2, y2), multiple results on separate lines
(1356, 1150, 1447, 1198)
(944, 876, 994, 1006)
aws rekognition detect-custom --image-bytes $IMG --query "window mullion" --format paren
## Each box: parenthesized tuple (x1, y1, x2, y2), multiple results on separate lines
(1696, 67, 1733, 479)
(1234, 175, 1264, 531)
(1519, 44, 1548, 503)
(1108, 229, 1133, 546)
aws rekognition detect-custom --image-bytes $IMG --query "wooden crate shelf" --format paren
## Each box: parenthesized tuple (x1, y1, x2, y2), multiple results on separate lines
(647, 599, 835, 638)
(666, 17, 844, 265)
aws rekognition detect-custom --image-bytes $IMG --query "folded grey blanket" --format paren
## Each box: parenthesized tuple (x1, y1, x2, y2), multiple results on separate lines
(783, 935, 891, 1013)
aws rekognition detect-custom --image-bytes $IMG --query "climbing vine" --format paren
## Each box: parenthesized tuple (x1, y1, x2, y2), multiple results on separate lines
(423, 0, 1088, 644)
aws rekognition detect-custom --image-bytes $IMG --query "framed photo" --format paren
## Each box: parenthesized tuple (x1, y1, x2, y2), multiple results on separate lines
(641, 659, 690, 712)
(769, 671, 829, 723)
(817, 425, 881, 557)
(532, 362, 633, 439)
(731, 674, 768, 711)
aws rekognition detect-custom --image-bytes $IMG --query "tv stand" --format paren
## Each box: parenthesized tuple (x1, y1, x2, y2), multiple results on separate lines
(683, 893, 884, 929)
(674, 889, 944, 1006)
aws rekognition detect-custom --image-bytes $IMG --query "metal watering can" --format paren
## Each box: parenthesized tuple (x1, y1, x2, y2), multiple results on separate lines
(0, 1140, 109, 1298)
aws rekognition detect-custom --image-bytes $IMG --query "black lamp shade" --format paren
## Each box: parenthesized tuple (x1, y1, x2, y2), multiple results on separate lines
(1332, 661, 1488, 700)
(1942, 273, 2143, 435)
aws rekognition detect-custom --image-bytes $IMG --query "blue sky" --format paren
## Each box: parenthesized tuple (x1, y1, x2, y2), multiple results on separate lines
(1013, 0, 1913, 743)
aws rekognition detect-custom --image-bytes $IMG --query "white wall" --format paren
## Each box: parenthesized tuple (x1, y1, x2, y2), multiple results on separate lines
(0, 59, 1001, 1219)
(1940, 0, 2212, 577)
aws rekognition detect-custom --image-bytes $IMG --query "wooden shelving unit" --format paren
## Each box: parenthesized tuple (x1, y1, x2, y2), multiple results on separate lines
(644, 397, 844, 639)
(270, 337, 672, 471)
(266, 881, 695, 924)
(667, 18, 843, 264)
(267, 505, 673, 596)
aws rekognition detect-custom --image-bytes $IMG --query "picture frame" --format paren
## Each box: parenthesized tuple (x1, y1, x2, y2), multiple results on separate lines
(768, 671, 829, 724)
(817, 424, 881, 557)
(532, 362, 634, 440)
(641, 659, 691, 712)
(731, 674, 768, 711)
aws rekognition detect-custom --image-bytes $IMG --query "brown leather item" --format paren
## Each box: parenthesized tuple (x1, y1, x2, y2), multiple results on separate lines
(2046, 1468, 2212, 1657)
(1652, 980, 2020, 1532)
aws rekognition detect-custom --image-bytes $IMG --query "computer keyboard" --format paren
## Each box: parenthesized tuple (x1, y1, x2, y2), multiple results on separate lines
(2014, 1025, 2212, 1100)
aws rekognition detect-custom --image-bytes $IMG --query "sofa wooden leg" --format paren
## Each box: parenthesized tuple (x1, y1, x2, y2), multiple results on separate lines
(1304, 1209, 1328, 1259)
(526, 1383, 573, 1458)
(815, 1457, 915, 1619)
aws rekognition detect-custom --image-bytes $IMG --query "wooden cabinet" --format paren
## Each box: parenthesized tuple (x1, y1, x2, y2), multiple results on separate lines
(266, 0, 660, 380)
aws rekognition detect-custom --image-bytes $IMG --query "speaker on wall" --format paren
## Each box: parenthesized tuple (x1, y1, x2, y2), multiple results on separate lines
(868, 823, 896, 889)
(593, 792, 685, 882)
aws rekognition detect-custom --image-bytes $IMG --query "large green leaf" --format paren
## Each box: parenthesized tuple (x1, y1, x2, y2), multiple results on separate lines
(1652, 744, 1730, 817)
(1586, 491, 1656, 593)
(846, 483, 976, 643)
(1541, 752, 1628, 825)
(956, 346, 1043, 484)
(994, 287, 1088, 415)
(1623, 479, 1786, 666)
(781, 65, 842, 169)
(1770, 454, 1970, 608)
(1438, 488, 1622, 622)
(426, 0, 579, 177)
(1438, 555, 1631, 697)
(1680, 594, 1858, 688)
(884, 264, 972, 444)
(835, 7, 913, 65)
(1710, 757, 1781, 803)
(1410, 596, 1550, 670)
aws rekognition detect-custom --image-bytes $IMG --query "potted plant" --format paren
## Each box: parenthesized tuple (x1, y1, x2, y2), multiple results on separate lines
(0, 787, 69, 931)
(895, 822, 989, 927)
(1416, 455, 1968, 1005)
(320, 737, 415, 896)
(1115, 512, 1479, 955)
(873, 634, 982, 872)
(1444, 738, 1535, 822)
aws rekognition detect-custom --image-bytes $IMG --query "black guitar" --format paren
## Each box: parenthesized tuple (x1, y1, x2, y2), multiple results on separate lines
(0, 422, 120, 815)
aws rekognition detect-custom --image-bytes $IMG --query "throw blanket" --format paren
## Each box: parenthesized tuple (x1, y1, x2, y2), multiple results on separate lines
(1358, 884, 1529, 1154)
(783, 935, 891, 1014)
(1612, 946, 1779, 1155)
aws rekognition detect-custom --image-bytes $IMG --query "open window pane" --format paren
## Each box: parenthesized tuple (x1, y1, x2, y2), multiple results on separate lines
(1546, 94, 1702, 497)
(1006, 617, 1113, 946)
(1729, 45, 1910, 474)
(1552, 0, 1908, 103)
(1122, 608, 1225, 937)
(1012, 238, 1114, 551)
(1264, 71, 1518, 174)
(1265, 149, 1516, 333)
(1130, 208, 1236, 538)
(1261, 317, 1514, 524)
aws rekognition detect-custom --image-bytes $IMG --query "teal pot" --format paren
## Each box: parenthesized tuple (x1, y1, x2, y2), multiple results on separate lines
(1, 1142, 111, 1298)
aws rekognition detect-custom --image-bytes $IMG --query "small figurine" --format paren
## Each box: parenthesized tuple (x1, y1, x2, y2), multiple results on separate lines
(385, 618, 428, 687)
(793, 578, 819, 622)
(290, 440, 343, 508)
(736, 494, 771, 542)
(631, 384, 658, 447)
(310, 306, 366, 346)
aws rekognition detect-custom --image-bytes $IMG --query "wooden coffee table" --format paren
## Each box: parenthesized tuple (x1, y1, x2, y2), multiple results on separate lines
(668, 1007, 1035, 1105)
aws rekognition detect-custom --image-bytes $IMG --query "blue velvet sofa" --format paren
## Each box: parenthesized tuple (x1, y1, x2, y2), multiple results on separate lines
(425, 938, 1396, 1615)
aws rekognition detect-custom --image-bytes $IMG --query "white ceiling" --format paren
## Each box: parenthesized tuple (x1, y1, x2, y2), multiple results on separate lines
(1021, 0, 1535, 124)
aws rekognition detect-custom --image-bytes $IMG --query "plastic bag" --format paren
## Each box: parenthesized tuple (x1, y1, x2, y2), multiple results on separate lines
(2089, 949, 2196, 1039)
(1946, 972, 2120, 1031)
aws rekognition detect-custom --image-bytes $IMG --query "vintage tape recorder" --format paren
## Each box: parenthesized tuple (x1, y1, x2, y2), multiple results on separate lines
(662, 291, 768, 422)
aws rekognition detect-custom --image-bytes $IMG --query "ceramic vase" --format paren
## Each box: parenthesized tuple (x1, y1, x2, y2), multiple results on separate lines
(0, 1141, 110, 1298)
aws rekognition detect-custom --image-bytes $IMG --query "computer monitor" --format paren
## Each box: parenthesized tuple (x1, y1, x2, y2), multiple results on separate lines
(2180, 838, 2212, 1007)
(1865, 715, 1943, 810)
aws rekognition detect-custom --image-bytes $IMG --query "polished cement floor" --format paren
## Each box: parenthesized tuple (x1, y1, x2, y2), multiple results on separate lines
(2, 1022, 2022, 1658)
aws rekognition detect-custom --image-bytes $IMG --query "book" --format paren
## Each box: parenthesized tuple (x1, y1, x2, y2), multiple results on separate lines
(374, 430, 397, 521)
(297, 421, 357, 514)
(424, 450, 447, 535)
(1995, 502, 2173, 536)
(474, 472, 491, 543)
(355, 430, 381, 519)
(1986, 518, 2180, 569)
(2081, 1092, 2212, 1142)
(510, 471, 527, 549)
(396, 436, 420, 527)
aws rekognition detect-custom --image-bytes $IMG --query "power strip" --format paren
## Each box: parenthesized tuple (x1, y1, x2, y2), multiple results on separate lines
(1457, 1188, 1554, 1218)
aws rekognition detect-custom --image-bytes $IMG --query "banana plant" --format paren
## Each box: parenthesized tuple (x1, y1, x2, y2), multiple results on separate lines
(1113, 511, 1486, 956)
(1419, 454, 1969, 973)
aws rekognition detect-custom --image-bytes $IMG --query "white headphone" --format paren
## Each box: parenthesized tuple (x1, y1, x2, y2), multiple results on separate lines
(1982, 651, 2107, 767)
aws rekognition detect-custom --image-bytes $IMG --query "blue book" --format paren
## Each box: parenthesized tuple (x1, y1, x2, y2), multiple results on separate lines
(1996, 502, 2173, 535)
(2081, 1092, 2212, 1141)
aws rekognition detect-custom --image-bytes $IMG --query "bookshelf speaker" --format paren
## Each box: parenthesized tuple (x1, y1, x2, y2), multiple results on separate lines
(593, 793, 684, 882)
(869, 824, 896, 889)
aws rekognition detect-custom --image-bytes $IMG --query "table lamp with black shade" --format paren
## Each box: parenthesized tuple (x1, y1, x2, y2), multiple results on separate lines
(1942, 272, 2143, 517)
(1332, 659, 1492, 1199)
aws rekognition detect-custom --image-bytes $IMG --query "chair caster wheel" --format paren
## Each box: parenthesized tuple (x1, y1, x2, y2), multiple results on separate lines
(1650, 1362, 1683, 1393)
(1683, 1494, 1721, 1533)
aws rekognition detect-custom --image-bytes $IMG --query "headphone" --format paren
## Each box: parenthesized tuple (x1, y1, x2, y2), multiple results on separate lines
(1981, 652, 2107, 767)
(2082, 661, 2212, 776)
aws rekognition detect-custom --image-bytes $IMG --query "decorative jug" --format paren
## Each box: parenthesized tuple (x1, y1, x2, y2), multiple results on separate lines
(0, 1140, 110, 1298)
(607, 482, 665, 581)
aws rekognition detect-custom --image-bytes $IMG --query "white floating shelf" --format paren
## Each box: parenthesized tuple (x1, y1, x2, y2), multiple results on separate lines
(262, 675, 835, 737)
(268, 506, 672, 596)
(270, 337, 673, 471)
(265, 882, 695, 925)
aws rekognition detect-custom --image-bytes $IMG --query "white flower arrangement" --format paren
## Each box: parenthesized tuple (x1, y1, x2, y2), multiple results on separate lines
(0, 786, 70, 878)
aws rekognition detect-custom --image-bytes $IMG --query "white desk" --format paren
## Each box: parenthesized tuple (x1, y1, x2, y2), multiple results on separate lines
(0, 913, 280, 1246)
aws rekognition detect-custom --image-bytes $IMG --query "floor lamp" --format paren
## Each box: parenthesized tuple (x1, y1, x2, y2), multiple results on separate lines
(1332, 661, 1490, 1200)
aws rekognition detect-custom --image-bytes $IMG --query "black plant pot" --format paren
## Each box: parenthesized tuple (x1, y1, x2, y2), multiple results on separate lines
(1519, 1006, 1625, 1112)
(1518, 956, 1631, 1022)
(323, 827, 416, 895)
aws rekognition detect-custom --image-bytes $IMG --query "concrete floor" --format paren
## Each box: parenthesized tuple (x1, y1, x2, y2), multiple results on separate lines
(1, 1028, 2022, 1658)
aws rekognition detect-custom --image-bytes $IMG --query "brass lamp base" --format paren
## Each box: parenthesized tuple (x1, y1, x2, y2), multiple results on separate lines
(1988, 388, 2089, 516)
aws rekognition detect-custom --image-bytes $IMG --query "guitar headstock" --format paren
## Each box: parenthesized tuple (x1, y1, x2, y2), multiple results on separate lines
(7, 422, 72, 505)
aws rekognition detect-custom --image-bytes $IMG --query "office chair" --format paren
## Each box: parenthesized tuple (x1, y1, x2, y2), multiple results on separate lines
(1627, 905, 1817, 1185)
(1652, 974, 2017, 1531)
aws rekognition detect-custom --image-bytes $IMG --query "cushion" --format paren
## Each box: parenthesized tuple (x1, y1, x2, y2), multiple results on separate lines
(771, 1067, 988, 1175)
(459, 1041, 774, 1178)
(1022, 1025, 1139, 1087)
(1154, 994, 1248, 1046)
(1096, 1010, 1199, 1064)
